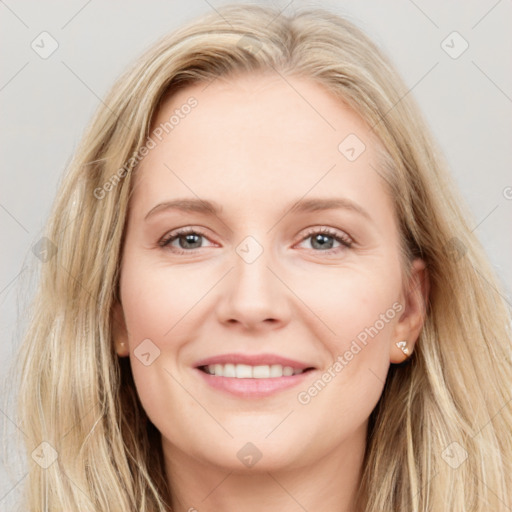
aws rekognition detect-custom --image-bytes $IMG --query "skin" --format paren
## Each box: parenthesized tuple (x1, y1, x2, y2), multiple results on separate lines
(113, 72, 428, 512)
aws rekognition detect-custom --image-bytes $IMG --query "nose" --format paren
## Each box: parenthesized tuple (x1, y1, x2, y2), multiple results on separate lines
(216, 241, 291, 331)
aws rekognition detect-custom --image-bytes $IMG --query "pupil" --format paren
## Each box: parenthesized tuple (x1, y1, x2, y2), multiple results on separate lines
(312, 234, 333, 250)
(181, 234, 201, 249)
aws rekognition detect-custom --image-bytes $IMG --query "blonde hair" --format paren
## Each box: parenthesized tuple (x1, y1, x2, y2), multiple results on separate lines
(7, 4, 511, 511)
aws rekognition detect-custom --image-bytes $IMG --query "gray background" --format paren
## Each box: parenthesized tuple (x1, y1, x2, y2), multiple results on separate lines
(1, 0, 511, 508)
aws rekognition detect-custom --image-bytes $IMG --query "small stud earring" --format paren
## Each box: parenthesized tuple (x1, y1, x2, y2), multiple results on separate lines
(395, 340, 409, 355)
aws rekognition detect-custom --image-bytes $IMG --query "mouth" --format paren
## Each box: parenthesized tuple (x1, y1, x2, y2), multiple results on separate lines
(192, 353, 317, 398)
(197, 363, 316, 378)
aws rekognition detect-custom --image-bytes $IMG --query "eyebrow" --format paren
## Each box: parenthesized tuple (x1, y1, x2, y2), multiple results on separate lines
(144, 197, 372, 222)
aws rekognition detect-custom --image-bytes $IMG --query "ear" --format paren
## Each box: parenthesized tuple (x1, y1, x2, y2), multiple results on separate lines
(390, 258, 429, 363)
(112, 300, 130, 357)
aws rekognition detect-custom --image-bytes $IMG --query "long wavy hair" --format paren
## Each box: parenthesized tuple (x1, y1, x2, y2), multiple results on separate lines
(7, 4, 511, 511)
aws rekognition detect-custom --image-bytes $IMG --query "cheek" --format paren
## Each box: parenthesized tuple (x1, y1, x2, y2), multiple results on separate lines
(118, 260, 206, 419)
(291, 262, 402, 413)
(119, 263, 206, 403)
(119, 259, 207, 343)
(293, 261, 402, 348)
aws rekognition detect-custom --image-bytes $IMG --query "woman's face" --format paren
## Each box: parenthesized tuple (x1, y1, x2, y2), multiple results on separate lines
(114, 72, 426, 473)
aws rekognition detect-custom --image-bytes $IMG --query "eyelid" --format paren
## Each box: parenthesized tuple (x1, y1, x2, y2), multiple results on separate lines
(158, 226, 215, 249)
(159, 225, 354, 255)
(291, 227, 354, 256)
(295, 226, 354, 247)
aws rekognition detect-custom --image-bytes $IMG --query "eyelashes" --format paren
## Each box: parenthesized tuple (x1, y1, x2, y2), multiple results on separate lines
(158, 226, 354, 256)
(159, 227, 214, 253)
(300, 226, 353, 251)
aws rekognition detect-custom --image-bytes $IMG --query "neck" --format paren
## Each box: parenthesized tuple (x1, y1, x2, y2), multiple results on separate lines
(162, 425, 366, 512)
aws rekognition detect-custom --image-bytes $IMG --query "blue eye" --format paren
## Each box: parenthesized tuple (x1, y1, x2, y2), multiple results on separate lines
(172, 232, 201, 249)
(159, 226, 353, 255)
(297, 227, 353, 253)
(159, 228, 212, 253)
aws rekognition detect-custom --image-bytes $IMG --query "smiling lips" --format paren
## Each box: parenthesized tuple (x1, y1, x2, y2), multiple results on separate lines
(194, 353, 316, 397)
(201, 363, 305, 378)
(194, 352, 315, 376)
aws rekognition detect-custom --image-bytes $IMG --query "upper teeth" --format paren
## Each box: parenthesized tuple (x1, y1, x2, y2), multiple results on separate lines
(204, 364, 304, 378)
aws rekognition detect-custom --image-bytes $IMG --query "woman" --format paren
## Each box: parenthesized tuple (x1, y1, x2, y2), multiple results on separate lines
(13, 4, 511, 511)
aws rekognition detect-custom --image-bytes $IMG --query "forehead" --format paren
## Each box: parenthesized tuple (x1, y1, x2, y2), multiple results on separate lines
(131, 72, 390, 221)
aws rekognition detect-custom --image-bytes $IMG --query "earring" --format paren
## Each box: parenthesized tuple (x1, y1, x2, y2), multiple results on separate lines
(395, 340, 410, 356)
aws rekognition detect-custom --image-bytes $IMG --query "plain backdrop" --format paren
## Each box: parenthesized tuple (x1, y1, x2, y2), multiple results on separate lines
(1, 0, 511, 507)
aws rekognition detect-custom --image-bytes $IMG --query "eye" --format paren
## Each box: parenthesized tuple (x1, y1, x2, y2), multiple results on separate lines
(159, 227, 215, 254)
(158, 226, 353, 255)
(296, 227, 353, 254)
